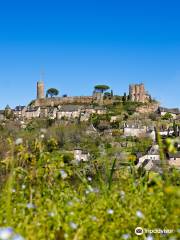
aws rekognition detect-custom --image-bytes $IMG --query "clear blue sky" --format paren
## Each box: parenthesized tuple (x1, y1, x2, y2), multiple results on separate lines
(0, 0, 180, 109)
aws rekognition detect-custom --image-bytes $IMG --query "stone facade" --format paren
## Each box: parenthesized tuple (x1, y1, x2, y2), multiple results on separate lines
(129, 83, 150, 103)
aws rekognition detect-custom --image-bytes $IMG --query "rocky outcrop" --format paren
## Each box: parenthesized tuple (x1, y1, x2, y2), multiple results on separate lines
(136, 102, 159, 114)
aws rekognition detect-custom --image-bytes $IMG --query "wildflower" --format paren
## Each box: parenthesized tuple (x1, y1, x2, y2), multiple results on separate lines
(40, 134, 45, 139)
(64, 233, 68, 239)
(90, 216, 97, 221)
(107, 209, 114, 215)
(26, 203, 36, 209)
(60, 170, 68, 180)
(67, 201, 73, 206)
(70, 211, 74, 216)
(120, 190, 125, 199)
(146, 235, 154, 240)
(12, 235, 25, 240)
(69, 222, 78, 230)
(122, 234, 131, 239)
(0, 227, 13, 240)
(136, 210, 144, 219)
(48, 212, 55, 217)
(15, 138, 23, 145)
(85, 185, 94, 194)
(87, 177, 92, 182)
(73, 197, 80, 202)
(21, 184, 26, 190)
(12, 189, 16, 193)
(93, 187, 99, 193)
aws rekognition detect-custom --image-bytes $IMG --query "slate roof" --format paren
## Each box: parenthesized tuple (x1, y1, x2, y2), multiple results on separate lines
(14, 106, 26, 111)
(168, 152, 180, 158)
(58, 105, 82, 112)
(159, 107, 180, 115)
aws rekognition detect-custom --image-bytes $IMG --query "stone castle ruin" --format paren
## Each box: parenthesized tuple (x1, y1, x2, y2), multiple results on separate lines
(33, 81, 152, 108)
(129, 83, 150, 103)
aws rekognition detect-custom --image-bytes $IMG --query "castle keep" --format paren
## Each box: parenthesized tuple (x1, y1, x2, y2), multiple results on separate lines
(129, 83, 150, 103)
(37, 81, 45, 99)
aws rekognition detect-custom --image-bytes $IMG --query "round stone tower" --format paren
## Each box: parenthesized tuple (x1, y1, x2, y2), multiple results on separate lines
(37, 81, 45, 99)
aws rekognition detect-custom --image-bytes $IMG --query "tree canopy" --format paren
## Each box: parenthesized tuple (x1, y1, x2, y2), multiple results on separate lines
(94, 85, 110, 93)
(46, 88, 59, 98)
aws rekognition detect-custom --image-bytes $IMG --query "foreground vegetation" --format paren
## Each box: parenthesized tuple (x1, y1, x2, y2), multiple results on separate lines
(0, 119, 179, 240)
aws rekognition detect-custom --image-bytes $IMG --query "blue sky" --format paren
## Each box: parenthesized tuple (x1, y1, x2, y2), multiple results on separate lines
(0, 0, 180, 108)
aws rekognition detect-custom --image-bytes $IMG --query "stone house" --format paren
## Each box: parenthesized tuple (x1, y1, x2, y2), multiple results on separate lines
(56, 105, 82, 120)
(24, 107, 41, 119)
(123, 124, 147, 138)
(48, 107, 57, 119)
(136, 145, 160, 171)
(13, 106, 27, 119)
(39, 107, 49, 118)
(110, 115, 122, 123)
(0, 110, 5, 121)
(168, 152, 180, 168)
(74, 148, 90, 162)
(94, 106, 107, 115)
(158, 107, 180, 119)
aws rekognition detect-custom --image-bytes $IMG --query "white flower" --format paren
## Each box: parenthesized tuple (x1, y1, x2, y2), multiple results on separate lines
(69, 222, 78, 230)
(107, 209, 114, 215)
(15, 138, 23, 145)
(21, 184, 26, 190)
(70, 212, 74, 216)
(122, 234, 131, 239)
(90, 216, 97, 221)
(40, 134, 45, 139)
(136, 210, 144, 219)
(26, 203, 36, 209)
(120, 191, 125, 199)
(48, 212, 55, 217)
(146, 235, 154, 240)
(12, 189, 16, 193)
(67, 201, 73, 206)
(60, 170, 68, 179)
(87, 177, 92, 182)
(0, 227, 13, 240)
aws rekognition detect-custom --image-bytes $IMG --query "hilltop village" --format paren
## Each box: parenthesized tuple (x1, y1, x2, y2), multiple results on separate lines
(0, 81, 180, 172)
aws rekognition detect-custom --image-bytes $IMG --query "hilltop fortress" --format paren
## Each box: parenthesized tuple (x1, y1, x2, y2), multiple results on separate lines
(34, 81, 151, 107)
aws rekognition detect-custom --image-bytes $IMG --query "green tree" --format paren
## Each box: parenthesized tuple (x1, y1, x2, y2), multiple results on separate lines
(46, 88, 59, 98)
(162, 112, 173, 120)
(94, 85, 110, 93)
(122, 92, 127, 102)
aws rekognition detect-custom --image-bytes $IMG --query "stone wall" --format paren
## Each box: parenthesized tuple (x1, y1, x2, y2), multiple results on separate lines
(34, 96, 94, 107)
